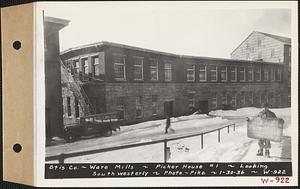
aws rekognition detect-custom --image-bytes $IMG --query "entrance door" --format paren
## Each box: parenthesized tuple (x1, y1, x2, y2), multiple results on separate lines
(164, 101, 173, 117)
(198, 101, 209, 114)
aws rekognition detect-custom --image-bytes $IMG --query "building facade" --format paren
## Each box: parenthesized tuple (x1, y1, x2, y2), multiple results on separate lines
(231, 31, 291, 104)
(44, 17, 69, 139)
(60, 41, 288, 125)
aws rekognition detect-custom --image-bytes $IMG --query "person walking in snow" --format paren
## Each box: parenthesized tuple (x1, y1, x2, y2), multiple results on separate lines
(165, 116, 171, 134)
(256, 103, 277, 158)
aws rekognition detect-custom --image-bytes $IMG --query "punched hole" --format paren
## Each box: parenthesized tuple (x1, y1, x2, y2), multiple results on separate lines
(13, 143, 22, 153)
(13, 41, 21, 50)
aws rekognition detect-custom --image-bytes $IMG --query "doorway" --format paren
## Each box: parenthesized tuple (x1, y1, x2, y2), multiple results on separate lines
(198, 100, 209, 114)
(164, 101, 174, 117)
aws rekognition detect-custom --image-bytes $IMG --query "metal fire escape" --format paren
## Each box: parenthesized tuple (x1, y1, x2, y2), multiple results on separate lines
(60, 59, 95, 116)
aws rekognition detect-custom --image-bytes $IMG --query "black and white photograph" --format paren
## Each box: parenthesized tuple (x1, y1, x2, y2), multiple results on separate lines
(38, 1, 297, 185)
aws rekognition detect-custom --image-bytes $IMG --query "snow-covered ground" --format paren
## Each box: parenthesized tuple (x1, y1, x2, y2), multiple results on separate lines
(49, 107, 291, 163)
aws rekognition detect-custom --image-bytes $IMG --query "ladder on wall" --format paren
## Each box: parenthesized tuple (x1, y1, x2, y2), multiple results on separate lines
(59, 59, 95, 116)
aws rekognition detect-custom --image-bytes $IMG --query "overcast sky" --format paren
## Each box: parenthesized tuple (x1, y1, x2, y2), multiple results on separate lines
(41, 2, 292, 58)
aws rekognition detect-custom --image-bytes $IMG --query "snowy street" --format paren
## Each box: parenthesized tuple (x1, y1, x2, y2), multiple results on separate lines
(46, 107, 291, 163)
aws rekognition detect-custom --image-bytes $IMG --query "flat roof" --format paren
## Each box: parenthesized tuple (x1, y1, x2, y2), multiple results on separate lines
(61, 41, 283, 65)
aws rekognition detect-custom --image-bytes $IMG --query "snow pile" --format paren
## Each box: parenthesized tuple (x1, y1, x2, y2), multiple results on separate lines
(209, 107, 261, 117)
(120, 114, 210, 133)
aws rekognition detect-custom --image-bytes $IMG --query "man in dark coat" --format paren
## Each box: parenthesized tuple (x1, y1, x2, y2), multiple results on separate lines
(256, 103, 277, 158)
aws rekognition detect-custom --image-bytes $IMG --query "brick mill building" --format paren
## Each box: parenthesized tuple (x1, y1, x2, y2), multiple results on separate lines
(59, 40, 289, 126)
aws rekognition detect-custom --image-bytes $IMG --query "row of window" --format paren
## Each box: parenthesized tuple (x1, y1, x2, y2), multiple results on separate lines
(66, 54, 282, 83)
(187, 65, 282, 82)
(116, 95, 158, 120)
(114, 91, 282, 120)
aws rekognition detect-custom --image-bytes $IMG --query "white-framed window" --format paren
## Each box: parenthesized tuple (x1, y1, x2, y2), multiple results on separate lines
(164, 63, 172, 81)
(220, 66, 227, 82)
(230, 66, 237, 82)
(187, 64, 195, 81)
(199, 65, 207, 81)
(116, 97, 125, 120)
(91, 56, 101, 79)
(113, 54, 126, 80)
(211, 93, 218, 109)
(152, 95, 158, 116)
(255, 67, 261, 81)
(239, 66, 245, 82)
(82, 58, 89, 81)
(263, 68, 269, 81)
(270, 49, 275, 58)
(67, 97, 72, 117)
(210, 66, 218, 82)
(133, 57, 143, 81)
(248, 66, 254, 81)
(135, 96, 142, 118)
(149, 59, 158, 81)
(270, 68, 275, 81)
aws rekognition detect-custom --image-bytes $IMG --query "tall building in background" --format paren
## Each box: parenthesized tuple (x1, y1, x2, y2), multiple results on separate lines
(231, 31, 291, 105)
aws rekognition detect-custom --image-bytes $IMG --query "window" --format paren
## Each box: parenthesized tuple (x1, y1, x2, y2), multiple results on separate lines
(246, 42, 250, 50)
(270, 68, 275, 81)
(152, 95, 158, 115)
(276, 68, 282, 81)
(67, 97, 72, 117)
(258, 51, 262, 59)
(150, 59, 158, 81)
(270, 49, 275, 58)
(82, 58, 89, 81)
(230, 66, 237, 82)
(74, 60, 80, 76)
(75, 98, 80, 118)
(263, 68, 269, 81)
(255, 67, 261, 81)
(210, 66, 218, 82)
(188, 94, 195, 108)
(221, 94, 227, 105)
(211, 93, 218, 109)
(258, 39, 262, 47)
(187, 64, 195, 81)
(92, 56, 100, 79)
(113, 55, 126, 80)
(240, 93, 245, 106)
(199, 65, 207, 81)
(133, 57, 143, 80)
(248, 92, 254, 105)
(288, 47, 291, 56)
(231, 95, 236, 107)
(220, 66, 227, 82)
(246, 53, 250, 60)
(135, 96, 142, 118)
(239, 67, 245, 81)
(248, 66, 253, 81)
(164, 63, 172, 81)
(116, 97, 125, 120)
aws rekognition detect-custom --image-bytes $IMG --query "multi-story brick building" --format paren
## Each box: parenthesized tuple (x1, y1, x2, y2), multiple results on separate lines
(60, 41, 287, 125)
(231, 31, 291, 104)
